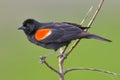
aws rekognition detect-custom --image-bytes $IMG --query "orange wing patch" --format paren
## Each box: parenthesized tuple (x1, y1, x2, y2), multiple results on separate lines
(35, 28, 52, 41)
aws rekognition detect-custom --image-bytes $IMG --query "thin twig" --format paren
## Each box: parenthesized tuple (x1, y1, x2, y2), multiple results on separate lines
(44, 61, 61, 75)
(60, 6, 93, 61)
(40, 56, 60, 75)
(63, 6, 94, 59)
(65, 39, 80, 57)
(80, 6, 93, 25)
(87, 0, 104, 28)
(64, 68, 120, 76)
(64, 0, 104, 59)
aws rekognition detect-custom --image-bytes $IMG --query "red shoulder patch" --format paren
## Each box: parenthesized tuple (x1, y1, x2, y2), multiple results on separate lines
(35, 28, 52, 41)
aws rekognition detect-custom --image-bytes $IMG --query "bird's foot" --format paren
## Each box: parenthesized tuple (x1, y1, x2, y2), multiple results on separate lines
(40, 50, 55, 63)
(57, 53, 66, 58)
(40, 56, 46, 63)
(57, 47, 67, 58)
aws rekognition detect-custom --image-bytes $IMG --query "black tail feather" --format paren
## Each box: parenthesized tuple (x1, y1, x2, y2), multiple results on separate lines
(87, 34, 112, 42)
(80, 32, 112, 42)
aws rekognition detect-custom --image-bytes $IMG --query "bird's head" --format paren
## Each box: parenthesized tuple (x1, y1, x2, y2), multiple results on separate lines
(18, 19, 40, 35)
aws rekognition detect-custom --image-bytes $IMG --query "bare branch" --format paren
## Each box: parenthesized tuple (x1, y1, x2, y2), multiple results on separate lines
(63, 6, 94, 59)
(40, 56, 60, 75)
(44, 61, 60, 75)
(86, 0, 104, 29)
(58, 56, 64, 80)
(64, 68, 120, 76)
(65, 39, 80, 58)
(80, 6, 93, 25)
(64, 0, 104, 60)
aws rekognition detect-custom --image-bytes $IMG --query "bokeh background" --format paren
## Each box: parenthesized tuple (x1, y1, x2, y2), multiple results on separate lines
(0, 0, 120, 80)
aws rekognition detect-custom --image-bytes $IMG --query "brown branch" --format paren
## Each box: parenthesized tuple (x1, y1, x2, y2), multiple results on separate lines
(64, 0, 104, 60)
(64, 68, 120, 76)
(65, 39, 80, 58)
(87, 0, 104, 28)
(40, 56, 60, 75)
(80, 6, 93, 25)
(61, 6, 93, 61)
(58, 56, 64, 80)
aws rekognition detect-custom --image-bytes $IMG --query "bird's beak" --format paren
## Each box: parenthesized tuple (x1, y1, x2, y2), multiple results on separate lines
(18, 26, 25, 30)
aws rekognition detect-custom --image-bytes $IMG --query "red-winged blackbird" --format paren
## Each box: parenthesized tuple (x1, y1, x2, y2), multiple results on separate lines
(18, 19, 112, 51)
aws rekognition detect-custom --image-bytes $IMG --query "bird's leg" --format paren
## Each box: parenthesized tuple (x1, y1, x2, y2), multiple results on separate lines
(58, 44, 69, 58)
(40, 56, 46, 63)
(60, 48, 64, 54)
(62, 44, 69, 54)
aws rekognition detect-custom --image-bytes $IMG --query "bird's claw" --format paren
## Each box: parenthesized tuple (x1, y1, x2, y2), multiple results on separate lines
(40, 56, 46, 63)
(57, 53, 66, 58)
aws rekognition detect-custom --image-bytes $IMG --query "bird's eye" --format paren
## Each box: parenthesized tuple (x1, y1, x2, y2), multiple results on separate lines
(26, 23, 31, 27)
(26, 23, 35, 31)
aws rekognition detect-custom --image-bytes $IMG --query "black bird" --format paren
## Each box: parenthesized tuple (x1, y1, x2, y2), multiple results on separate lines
(18, 19, 112, 52)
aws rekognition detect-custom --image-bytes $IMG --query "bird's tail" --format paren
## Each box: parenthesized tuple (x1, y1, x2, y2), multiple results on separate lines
(79, 32, 112, 42)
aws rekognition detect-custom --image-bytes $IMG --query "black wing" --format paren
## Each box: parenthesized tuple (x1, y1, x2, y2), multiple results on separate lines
(63, 22, 90, 30)
(40, 22, 83, 43)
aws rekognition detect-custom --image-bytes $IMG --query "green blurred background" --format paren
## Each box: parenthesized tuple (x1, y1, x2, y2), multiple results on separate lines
(0, 0, 120, 80)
